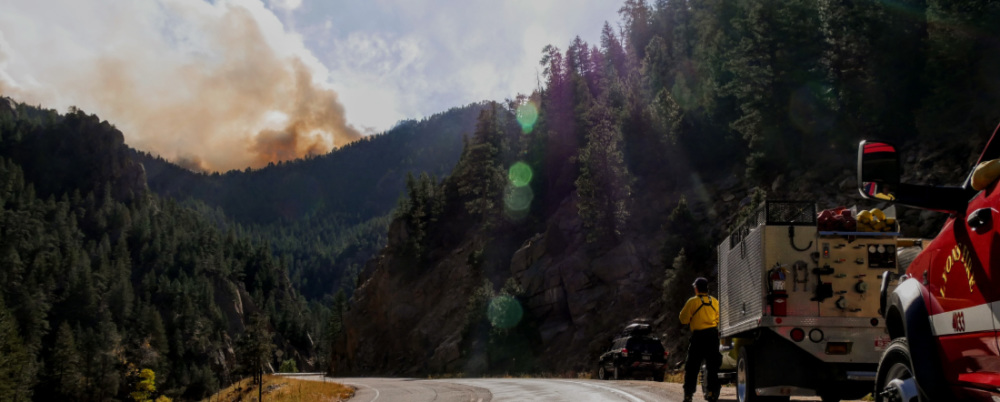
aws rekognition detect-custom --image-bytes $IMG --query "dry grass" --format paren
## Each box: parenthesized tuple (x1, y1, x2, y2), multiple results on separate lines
(203, 375, 354, 402)
(664, 370, 686, 383)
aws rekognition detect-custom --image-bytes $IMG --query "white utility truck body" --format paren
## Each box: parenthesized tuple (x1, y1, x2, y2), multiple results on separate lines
(717, 201, 894, 402)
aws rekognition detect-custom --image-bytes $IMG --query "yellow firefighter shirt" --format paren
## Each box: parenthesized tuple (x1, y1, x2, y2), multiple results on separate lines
(679, 294, 719, 331)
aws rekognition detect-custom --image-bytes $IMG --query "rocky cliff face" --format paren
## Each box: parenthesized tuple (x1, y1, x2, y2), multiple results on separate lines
(337, 218, 481, 374)
(335, 135, 986, 376)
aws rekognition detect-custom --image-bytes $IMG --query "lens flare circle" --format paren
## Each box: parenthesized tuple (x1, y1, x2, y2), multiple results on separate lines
(516, 102, 539, 133)
(488, 294, 523, 329)
(508, 162, 533, 187)
(505, 185, 533, 212)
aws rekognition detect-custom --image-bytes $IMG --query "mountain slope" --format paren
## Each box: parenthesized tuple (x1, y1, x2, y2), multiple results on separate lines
(0, 99, 311, 400)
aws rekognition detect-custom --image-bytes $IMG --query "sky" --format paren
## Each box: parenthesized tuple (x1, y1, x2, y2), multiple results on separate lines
(0, 0, 623, 172)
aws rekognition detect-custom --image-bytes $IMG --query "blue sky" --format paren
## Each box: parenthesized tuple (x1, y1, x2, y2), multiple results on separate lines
(0, 0, 622, 171)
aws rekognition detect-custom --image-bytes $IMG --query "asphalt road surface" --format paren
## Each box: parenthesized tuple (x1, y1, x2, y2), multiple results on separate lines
(295, 375, 869, 402)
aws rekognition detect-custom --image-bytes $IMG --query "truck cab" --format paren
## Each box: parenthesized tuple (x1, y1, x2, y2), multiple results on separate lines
(858, 124, 1000, 401)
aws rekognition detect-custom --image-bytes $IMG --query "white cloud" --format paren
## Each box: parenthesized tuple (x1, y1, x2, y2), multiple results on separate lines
(306, 0, 622, 131)
(269, 0, 303, 11)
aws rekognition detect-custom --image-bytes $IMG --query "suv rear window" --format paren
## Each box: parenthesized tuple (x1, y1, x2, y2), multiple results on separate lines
(626, 337, 664, 354)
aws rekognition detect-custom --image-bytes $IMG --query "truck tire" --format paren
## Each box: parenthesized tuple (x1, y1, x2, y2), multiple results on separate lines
(737, 346, 789, 402)
(875, 338, 925, 402)
(598, 365, 608, 380)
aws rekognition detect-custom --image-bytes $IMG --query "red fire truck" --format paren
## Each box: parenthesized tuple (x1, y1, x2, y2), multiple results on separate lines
(858, 124, 1000, 401)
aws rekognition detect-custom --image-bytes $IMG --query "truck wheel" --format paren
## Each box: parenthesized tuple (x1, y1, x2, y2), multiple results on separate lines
(598, 365, 608, 380)
(875, 339, 924, 402)
(737, 346, 789, 402)
(653, 370, 664, 382)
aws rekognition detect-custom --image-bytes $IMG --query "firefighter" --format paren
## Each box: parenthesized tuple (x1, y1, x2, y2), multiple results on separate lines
(679, 277, 721, 402)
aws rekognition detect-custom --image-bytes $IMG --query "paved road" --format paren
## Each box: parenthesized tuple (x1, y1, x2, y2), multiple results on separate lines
(295, 375, 868, 402)
(328, 377, 682, 402)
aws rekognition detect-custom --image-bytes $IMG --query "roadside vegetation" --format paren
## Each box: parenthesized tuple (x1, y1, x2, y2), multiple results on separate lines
(203, 376, 353, 402)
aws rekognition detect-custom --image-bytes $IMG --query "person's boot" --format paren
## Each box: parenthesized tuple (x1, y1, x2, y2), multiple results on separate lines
(704, 391, 717, 402)
(682, 393, 693, 402)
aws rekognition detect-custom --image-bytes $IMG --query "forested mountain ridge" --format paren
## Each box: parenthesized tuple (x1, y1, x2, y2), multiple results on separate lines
(336, 0, 999, 376)
(0, 100, 317, 400)
(136, 103, 488, 226)
(134, 103, 489, 300)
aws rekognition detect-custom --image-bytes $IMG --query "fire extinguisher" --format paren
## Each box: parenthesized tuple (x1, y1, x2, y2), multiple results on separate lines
(768, 264, 789, 316)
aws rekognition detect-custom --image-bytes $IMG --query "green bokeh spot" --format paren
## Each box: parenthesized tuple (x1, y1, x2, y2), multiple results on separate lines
(505, 186, 533, 212)
(488, 294, 523, 329)
(508, 162, 533, 187)
(516, 103, 538, 134)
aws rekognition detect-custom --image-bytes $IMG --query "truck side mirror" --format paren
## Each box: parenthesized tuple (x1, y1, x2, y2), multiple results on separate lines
(857, 141, 900, 201)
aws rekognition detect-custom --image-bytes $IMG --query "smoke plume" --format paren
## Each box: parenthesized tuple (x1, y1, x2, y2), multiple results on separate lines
(0, 0, 361, 172)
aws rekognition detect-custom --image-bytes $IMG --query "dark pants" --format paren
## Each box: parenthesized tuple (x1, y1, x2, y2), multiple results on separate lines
(684, 327, 721, 397)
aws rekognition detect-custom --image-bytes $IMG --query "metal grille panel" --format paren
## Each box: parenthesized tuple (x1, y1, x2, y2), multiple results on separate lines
(728, 208, 765, 250)
(719, 224, 764, 337)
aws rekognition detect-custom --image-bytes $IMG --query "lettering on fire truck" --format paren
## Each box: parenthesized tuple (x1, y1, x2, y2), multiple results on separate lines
(952, 311, 966, 333)
(941, 244, 976, 297)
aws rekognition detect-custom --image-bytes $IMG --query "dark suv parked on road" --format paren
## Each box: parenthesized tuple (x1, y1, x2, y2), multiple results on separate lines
(597, 323, 667, 381)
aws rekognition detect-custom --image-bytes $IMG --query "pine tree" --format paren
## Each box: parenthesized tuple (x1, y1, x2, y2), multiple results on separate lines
(236, 313, 274, 387)
(453, 105, 508, 229)
(0, 298, 33, 401)
(49, 322, 84, 398)
(620, 0, 654, 60)
(918, 0, 1000, 140)
(575, 103, 632, 246)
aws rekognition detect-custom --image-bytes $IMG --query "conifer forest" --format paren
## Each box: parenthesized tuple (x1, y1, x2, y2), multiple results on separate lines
(1, 0, 999, 400)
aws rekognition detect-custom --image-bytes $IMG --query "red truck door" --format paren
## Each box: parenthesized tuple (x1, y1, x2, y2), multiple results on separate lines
(927, 134, 1000, 389)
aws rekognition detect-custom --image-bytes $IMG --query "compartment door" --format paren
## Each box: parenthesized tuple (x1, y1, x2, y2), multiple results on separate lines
(931, 182, 1000, 386)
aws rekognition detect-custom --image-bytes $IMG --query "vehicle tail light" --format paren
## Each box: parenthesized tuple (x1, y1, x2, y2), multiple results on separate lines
(622, 348, 628, 357)
(825, 342, 852, 355)
(790, 328, 805, 342)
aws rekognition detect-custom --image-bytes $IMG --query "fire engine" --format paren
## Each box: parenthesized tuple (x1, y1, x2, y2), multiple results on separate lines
(716, 201, 895, 402)
(858, 124, 1000, 401)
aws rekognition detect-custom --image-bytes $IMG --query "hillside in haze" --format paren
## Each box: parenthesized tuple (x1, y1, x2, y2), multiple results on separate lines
(135, 103, 488, 300)
(335, 0, 999, 376)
